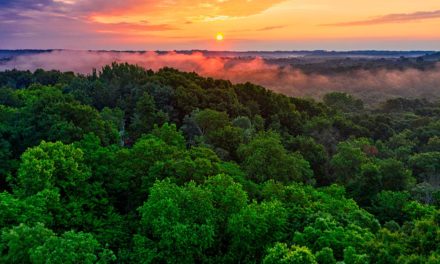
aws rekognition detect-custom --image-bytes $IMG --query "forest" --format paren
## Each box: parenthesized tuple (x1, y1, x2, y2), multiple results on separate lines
(0, 63, 439, 263)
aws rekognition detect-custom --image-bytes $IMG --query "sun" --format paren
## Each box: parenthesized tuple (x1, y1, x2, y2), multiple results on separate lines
(216, 33, 224, 41)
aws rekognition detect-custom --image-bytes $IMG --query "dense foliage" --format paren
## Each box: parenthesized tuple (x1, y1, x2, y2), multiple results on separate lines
(1, 64, 439, 263)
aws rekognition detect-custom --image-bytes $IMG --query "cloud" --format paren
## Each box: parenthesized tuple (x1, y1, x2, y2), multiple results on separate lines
(95, 22, 178, 33)
(0, 0, 288, 48)
(0, 0, 286, 19)
(1, 50, 440, 104)
(256, 25, 288, 31)
(0, 0, 55, 10)
(323, 10, 440, 26)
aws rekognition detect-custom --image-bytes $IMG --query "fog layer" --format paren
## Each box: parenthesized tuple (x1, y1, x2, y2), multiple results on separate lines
(1, 50, 440, 103)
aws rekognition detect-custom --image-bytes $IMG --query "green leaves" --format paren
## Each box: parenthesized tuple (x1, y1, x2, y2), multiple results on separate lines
(3, 66, 440, 263)
(263, 243, 317, 264)
(136, 180, 216, 263)
(323, 92, 364, 113)
(30, 231, 116, 264)
(16, 141, 90, 197)
(238, 132, 313, 183)
(227, 200, 288, 263)
(0, 223, 115, 264)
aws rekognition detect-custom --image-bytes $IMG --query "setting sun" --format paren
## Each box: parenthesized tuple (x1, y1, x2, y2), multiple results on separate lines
(216, 33, 224, 41)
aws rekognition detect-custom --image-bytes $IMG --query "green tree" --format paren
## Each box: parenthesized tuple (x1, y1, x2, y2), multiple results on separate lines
(134, 180, 216, 264)
(15, 141, 90, 197)
(343, 246, 369, 264)
(0, 223, 53, 264)
(194, 109, 230, 136)
(238, 132, 313, 183)
(323, 92, 364, 113)
(330, 139, 370, 184)
(370, 191, 411, 223)
(263, 243, 317, 264)
(379, 158, 414, 191)
(129, 91, 167, 139)
(226, 200, 288, 263)
(315, 247, 336, 264)
(0, 223, 115, 264)
(410, 152, 440, 185)
(30, 231, 116, 264)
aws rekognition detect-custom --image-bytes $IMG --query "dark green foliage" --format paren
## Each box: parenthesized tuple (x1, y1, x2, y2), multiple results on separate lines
(0, 223, 114, 264)
(238, 132, 313, 183)
(323, 92, 364, 113)
(315, 247, 336, 264)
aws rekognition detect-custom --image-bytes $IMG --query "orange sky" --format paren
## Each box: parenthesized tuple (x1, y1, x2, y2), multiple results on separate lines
(1, 0, 440, 50)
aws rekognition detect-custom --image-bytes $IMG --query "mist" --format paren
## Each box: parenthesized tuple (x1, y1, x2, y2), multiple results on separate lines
(1, 50, 440, 104)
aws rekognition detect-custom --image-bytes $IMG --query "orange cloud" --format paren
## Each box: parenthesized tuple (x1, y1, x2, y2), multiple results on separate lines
(94, 21, 178, 34)
(322, 10, 440, 26)
(88, 0, 287, 24)
(256, 25, 287, 31)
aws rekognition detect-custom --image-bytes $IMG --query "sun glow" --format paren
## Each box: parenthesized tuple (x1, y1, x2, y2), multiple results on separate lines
(216, 33, 224, 41)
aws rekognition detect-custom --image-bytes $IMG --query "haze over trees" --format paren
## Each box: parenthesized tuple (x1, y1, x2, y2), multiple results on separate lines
(0, 64, 440, 263)
(2, 50, 440, 105)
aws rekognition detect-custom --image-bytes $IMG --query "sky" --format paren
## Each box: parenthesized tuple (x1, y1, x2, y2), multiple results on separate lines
(1, 0, 440, 50)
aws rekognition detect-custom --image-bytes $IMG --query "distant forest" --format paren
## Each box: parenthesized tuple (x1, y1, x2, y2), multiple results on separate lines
(2, 50, 440, 105)
(0, 64, 439, 263)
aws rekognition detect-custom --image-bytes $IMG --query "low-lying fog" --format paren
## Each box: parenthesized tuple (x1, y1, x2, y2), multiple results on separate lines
(1, 50, 440, 104)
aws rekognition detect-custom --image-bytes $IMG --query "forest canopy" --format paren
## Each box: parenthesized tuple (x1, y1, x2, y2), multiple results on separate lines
(0, 64, 440, 263)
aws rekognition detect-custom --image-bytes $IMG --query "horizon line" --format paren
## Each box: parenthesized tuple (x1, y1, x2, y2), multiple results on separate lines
(1, 49, 438, 53)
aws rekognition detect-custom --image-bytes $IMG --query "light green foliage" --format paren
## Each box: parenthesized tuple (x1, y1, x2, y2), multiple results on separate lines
(134, 174, 250, 263)
(135, 176, 242, 263)
(293, 217, 375, 260)
(263, 243, 317, 264)
(16, 141, 90, 197)
(13, 140, 126, 250)
(148, 146, 221, 185)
